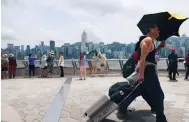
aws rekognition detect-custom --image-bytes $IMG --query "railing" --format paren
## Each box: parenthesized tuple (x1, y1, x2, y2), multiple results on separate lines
(16, 58, 186, 70)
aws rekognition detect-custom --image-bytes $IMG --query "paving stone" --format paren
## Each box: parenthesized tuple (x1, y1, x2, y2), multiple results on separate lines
(70, 107, 82, 121)
(2, 77, 189, 122)
(13, 102, 27, 108)
(24, 114, 42, 122)
(22, 108, 40, 115)
(18, 111, 27, 119)
(182, 118, 189, 122)
(59, 117, 80, 122)
(39, 110, 46, 117)
(60, 110, 71, 118)
(37, 98, 51, 107)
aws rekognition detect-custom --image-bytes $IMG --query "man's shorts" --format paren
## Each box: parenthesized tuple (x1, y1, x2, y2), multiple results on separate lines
(2, 67, 8, 71)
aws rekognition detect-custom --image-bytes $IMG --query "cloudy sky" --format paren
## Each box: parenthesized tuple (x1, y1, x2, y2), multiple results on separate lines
(1, 0, 189, 48)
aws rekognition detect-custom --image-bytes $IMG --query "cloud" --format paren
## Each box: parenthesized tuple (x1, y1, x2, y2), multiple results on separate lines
(1, 0, 189, 48)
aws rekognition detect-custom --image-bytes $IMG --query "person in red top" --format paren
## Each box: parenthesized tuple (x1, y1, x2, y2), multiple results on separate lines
(185, 51, 189, 80)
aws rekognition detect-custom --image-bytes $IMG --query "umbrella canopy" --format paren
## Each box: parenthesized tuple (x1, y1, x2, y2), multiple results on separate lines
(137, 12, 188, 41)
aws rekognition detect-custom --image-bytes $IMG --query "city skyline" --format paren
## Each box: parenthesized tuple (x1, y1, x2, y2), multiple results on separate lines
(2, 33, 189, 60)
(2, 32, 189, 50)
(2, 0, 189, 48)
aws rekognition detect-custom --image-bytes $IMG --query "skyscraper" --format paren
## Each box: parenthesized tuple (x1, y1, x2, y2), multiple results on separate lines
(26, 45, 30, 56)
(41, 41, 44, 53)
(21, 45, 25, 60)
(50, 40, 55, 52)
(81, 30, 88, 53)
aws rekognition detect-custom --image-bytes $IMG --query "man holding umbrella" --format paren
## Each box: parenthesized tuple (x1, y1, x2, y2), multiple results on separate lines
(117, 24, 167, 122)
(117, 12, 187, 122)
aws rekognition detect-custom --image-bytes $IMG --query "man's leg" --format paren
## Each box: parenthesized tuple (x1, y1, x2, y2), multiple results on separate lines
(141, 92, 155, 113)
(60, 66, 63, 77)
(185, 65, 189, 79)
(144, 72, 167, 122)
(12, 66, 16, 78)
(173, 71, 176, 80)
(29, 65, 32, 77)
(169, 70, 172, 80)
(8, 66, 12, 78)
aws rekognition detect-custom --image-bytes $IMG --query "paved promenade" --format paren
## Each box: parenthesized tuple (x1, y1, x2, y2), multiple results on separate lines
(1, 75, 189, 122)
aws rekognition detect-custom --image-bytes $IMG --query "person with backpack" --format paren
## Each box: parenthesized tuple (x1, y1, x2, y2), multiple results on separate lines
(118, 24, 167, 122)
(185, 51, 189, 80)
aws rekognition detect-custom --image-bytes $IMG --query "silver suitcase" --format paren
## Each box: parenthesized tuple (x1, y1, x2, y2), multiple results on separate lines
(84, 72, 140, 122)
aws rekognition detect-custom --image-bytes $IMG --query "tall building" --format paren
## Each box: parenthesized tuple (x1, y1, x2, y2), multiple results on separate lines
(20, 45, 25, 60)
(68, 46, 74, 57)
(7, 43, 14, 49)
(50, 40, 55, 52)
(7, 43, 14, 53)
(21, 45, 24, 52)
(55, 47, 61, 58)
(81, 30, 88, 53)
(26, 45, 30, 56)
(41, 41, 44, 53)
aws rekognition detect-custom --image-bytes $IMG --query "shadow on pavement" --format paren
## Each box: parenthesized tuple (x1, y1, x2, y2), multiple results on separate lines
(123, 110, 156, 122)
(102, 110, 156, 122)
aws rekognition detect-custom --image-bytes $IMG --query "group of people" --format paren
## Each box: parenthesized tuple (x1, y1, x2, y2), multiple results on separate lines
(1, 54, 17, 79)
(28, 50, 64, 78)
(167, 49, 189, 81)
(79, 52, 107, 80)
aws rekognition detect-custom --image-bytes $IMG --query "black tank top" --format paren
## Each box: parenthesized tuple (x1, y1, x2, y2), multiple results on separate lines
(138, 39, 156, 64)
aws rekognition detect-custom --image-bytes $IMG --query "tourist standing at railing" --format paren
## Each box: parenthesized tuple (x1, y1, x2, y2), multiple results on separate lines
(100, 53, 107, 76)
(168, 49, 178, 81)
(91, 53, 99, 76)
(47, 51, 55, 78)
(1, 54, 9, 79)
(79, 53, 86, 80)
(59, 52, 64, 77)
(28, 54, 37, 78)
(185, 51, 189, 80)
(8, 54, 17, 78)
(40, 53, 48, 77)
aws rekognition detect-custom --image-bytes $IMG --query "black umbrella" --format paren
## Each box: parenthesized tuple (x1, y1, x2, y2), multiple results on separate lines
(137, 12, 188, 41)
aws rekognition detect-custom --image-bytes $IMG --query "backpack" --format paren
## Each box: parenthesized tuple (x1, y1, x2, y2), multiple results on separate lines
(122, 54, 136, 78)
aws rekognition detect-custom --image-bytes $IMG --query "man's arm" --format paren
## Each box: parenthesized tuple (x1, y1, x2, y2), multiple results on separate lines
(138, 38, 152, 81)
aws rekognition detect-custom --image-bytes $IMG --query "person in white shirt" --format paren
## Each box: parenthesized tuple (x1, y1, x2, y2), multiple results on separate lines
(40, 53, 48, 77)
(59, 52, 64, 77)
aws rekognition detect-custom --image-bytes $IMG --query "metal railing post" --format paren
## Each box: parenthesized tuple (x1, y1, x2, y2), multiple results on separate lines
(21, 60, 28, 77)
(119, 60, 123, 71)
(71, 60, 76, 76)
